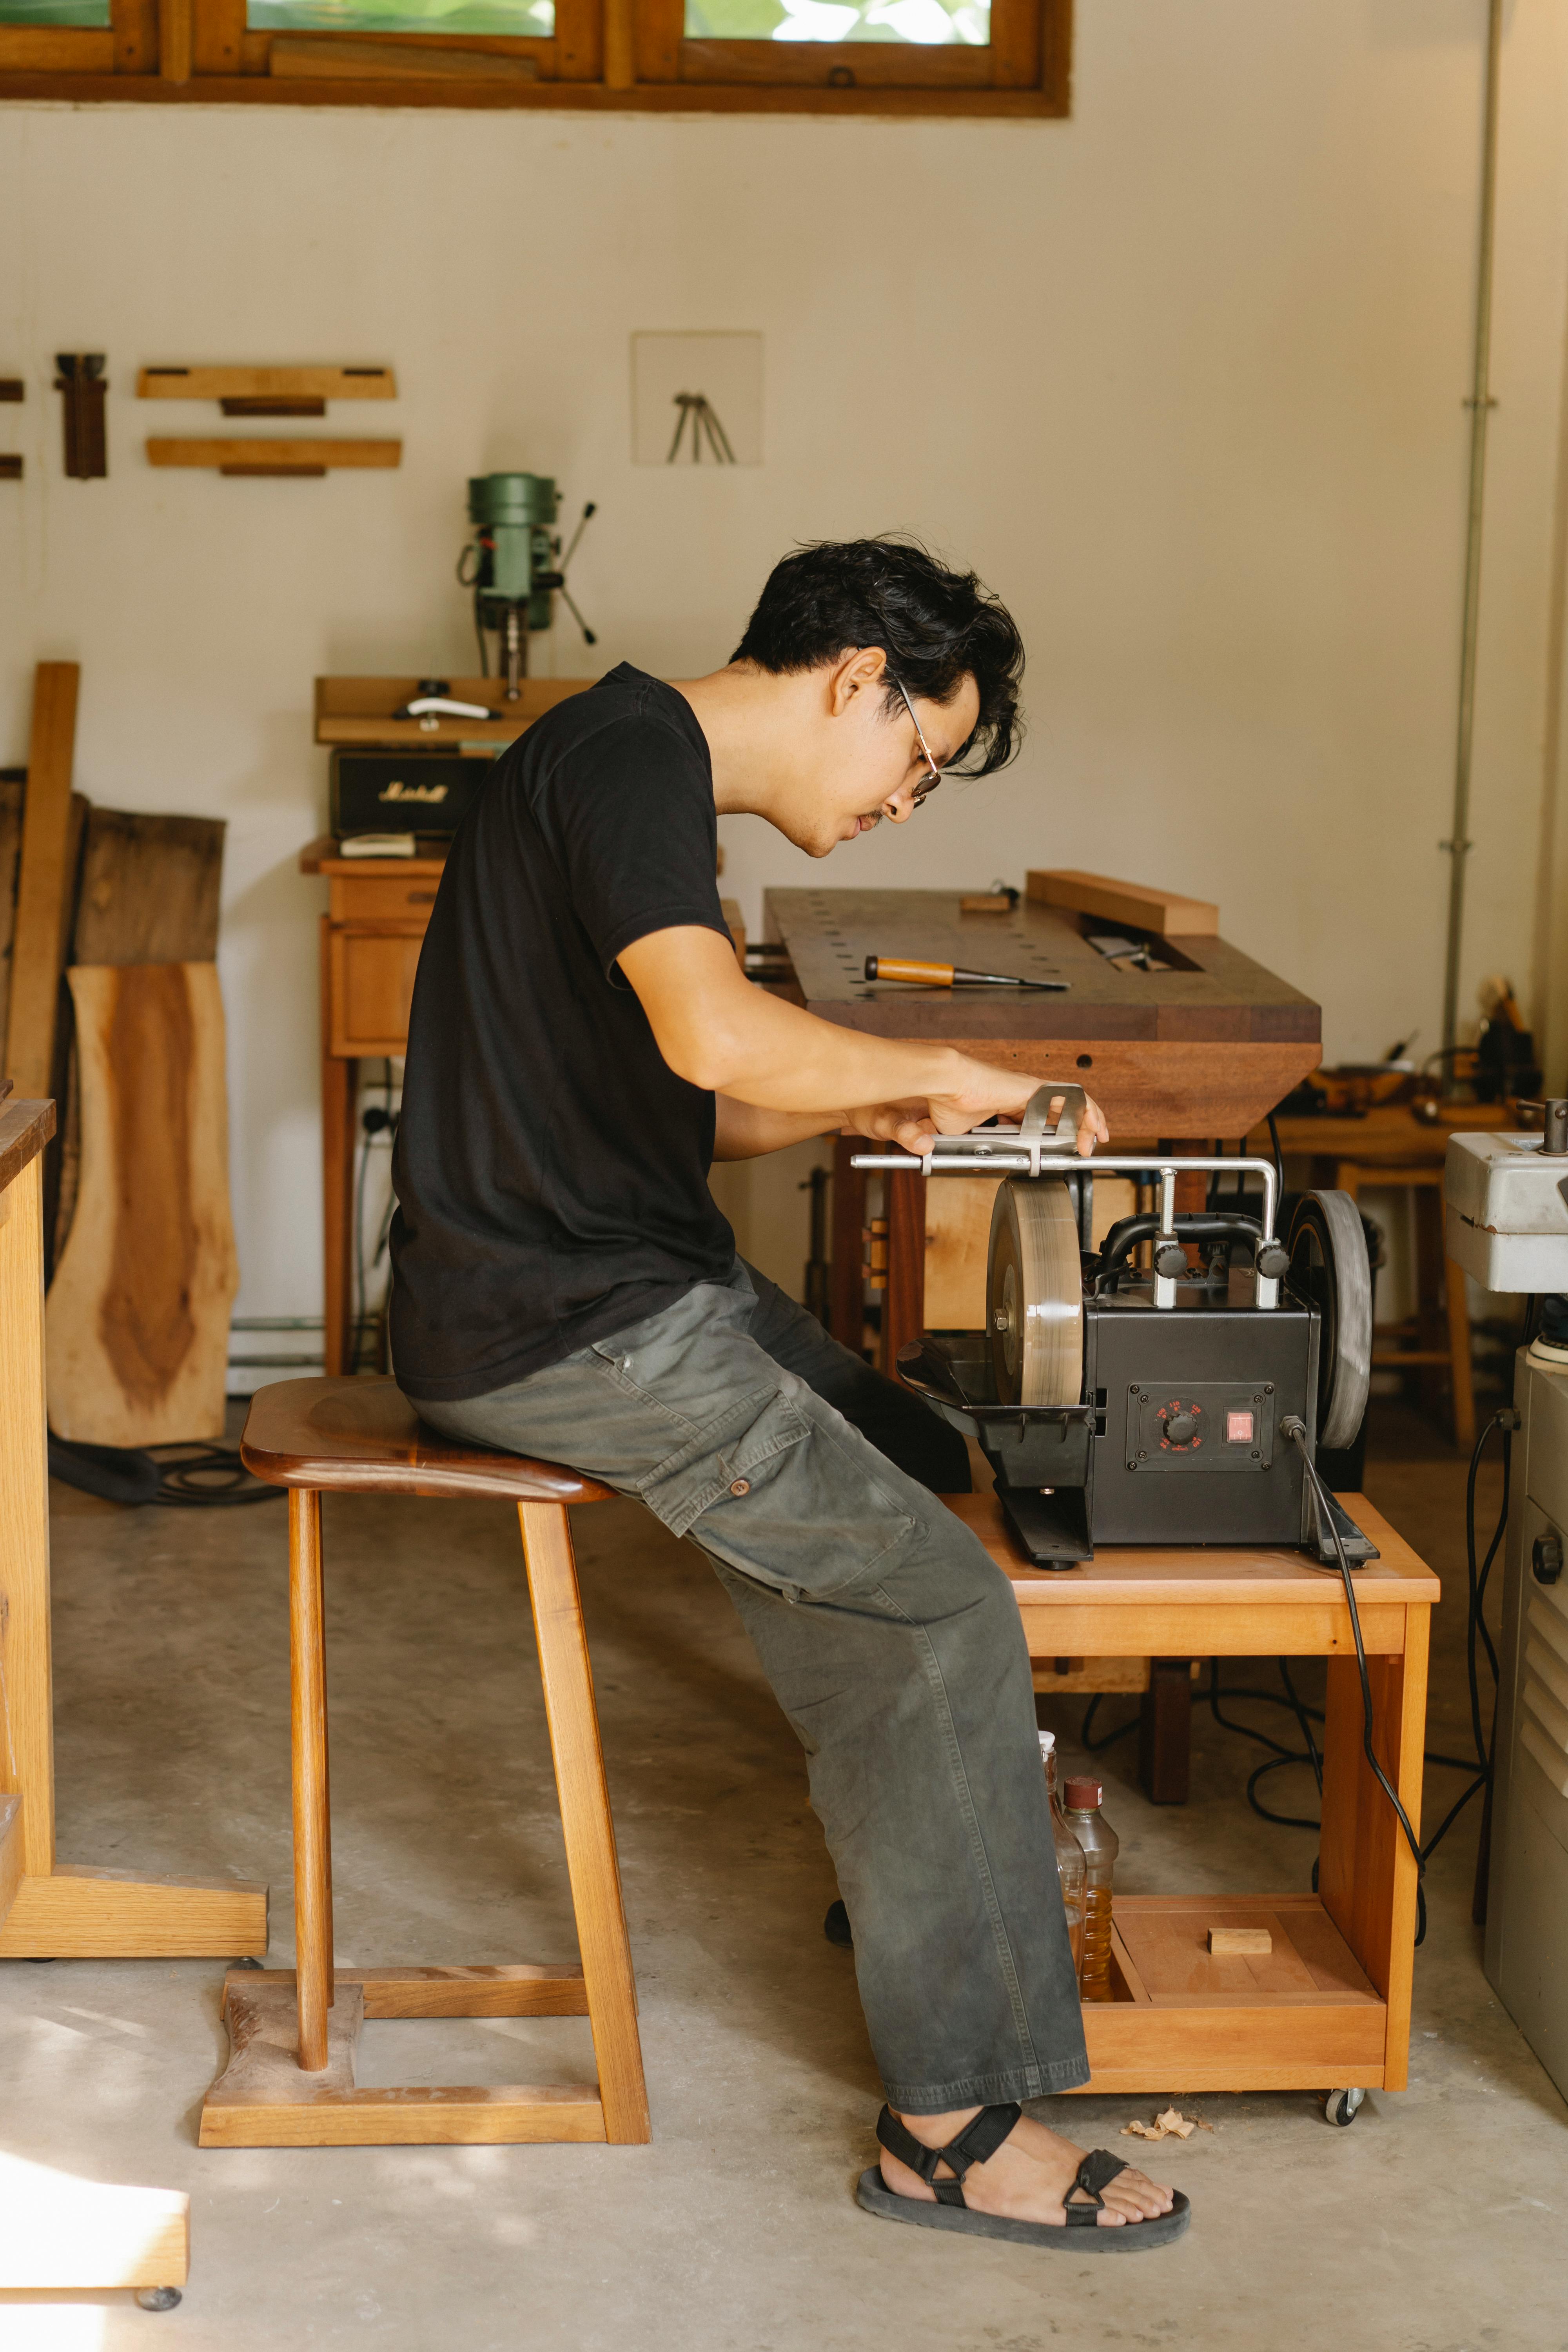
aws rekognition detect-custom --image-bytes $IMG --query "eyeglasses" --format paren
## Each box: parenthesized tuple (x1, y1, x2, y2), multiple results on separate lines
(893, 678, 947, 807)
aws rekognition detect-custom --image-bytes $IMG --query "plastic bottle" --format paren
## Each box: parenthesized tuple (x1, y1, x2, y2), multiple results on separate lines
(1063, 1774, 1119, 2003)
(1038, 1731, 1087, 1981)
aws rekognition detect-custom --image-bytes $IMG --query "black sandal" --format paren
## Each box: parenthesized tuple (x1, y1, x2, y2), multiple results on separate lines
(856, 2103, 1191, 2252)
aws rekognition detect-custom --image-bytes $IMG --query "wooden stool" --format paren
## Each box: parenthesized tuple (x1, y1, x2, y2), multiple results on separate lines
(1333, 1160, 1475, 1451)
(198, 1375, 650, 2151)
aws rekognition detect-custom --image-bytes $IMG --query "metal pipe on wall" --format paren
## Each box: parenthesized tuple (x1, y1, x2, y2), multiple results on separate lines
(1441, 0, 1504, 1056)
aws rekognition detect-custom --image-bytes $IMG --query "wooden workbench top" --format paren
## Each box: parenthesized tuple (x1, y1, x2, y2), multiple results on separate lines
(0, 1095, 56, 1196)
(763, 887, 1319, 1046)
(1249, 1102, 1514, 1162)
(947, 1489, 1439, 1606)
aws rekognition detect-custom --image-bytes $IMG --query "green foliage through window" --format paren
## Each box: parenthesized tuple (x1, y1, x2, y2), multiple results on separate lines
(0, 0, 110, 22)
(684, 0, 987, 40)
(248, 0, 553, 33)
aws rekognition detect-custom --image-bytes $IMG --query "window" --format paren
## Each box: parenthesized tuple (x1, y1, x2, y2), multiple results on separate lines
(0, 0, 1065, 108)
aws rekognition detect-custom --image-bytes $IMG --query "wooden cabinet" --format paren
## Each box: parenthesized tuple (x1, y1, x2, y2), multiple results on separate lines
(302, 836, 448, 1372)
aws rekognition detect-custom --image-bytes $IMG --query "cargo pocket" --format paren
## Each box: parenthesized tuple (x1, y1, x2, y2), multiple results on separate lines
(678, 1389, 920, 1602)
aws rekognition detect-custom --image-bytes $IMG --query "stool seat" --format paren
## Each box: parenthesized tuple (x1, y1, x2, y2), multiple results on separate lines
(241, 1374, 613, 1505)
(203, 1374, 647, 2152)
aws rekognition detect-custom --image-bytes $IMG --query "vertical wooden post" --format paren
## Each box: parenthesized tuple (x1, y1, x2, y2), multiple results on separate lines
(602, 0, 635, 85)
(159, 0, 192, 83)
(881, 1169, 927, 1374)
(1138, 1658, 1192, 1805)
(1318, 1605, 1428, 2091)
(0, 1149, 56, 1880)
(518, 1500, 650, 2144)
(289, 1488, 334, 2070)
(4, 663, 80, 1099)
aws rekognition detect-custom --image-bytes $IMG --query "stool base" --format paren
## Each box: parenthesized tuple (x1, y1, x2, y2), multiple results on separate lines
(200, 1966, 619, 2148)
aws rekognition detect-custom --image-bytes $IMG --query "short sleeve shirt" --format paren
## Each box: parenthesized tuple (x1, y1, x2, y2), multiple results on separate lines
(389, 665, 737, 1401)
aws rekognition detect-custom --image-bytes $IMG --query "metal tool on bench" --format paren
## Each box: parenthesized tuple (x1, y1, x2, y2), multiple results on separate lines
(456, 473, 597, 701)
(1446, 1098, 1568, 2101)
(863, 955, 1070, 993)
(853, 1084, 1377, 1572)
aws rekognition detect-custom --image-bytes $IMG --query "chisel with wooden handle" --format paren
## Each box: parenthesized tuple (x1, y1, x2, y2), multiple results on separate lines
(863, 955, 1069, 991)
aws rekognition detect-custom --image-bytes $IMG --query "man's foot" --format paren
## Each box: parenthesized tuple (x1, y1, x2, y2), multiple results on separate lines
(879, 2104, 1174, 2229)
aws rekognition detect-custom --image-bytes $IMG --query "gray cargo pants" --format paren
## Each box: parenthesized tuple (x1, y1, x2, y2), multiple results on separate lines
(412, 1258, 1089, 2113)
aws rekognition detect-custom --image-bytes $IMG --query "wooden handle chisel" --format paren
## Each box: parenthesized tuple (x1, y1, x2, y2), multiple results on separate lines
(863, 955, 1069, 992)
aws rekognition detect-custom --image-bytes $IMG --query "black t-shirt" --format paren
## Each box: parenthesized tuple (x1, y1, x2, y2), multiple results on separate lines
(389, 664, 737, 1402)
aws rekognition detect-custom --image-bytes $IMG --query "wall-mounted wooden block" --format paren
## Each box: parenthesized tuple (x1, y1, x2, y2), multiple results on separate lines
(0, 380, 23, 402)
(0, 456, 21, 481)
(1025, 868, 1221, 939)
(138, 366, 397, 403)
(147, 438, 401, 475)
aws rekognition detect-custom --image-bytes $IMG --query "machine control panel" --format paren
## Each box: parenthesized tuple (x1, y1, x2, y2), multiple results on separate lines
(1125, 1381, 1276, 1473)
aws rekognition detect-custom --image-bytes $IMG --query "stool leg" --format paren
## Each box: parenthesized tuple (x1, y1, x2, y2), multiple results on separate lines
(518, 1501, 650, 2145)
(290, 1488, 334, 2071)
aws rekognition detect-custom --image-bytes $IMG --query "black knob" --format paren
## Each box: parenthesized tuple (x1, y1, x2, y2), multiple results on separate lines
(1534, 1531, 1564, 1586)
(1153, 1241, 1188, 1278)
(1166, 1414, 1197, 1445)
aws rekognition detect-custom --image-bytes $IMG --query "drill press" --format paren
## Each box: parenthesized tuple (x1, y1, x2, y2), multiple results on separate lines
(457, 473, 597, 701)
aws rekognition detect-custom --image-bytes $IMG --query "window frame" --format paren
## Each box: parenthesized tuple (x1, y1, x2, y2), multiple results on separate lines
(0, 0, 1067, 109)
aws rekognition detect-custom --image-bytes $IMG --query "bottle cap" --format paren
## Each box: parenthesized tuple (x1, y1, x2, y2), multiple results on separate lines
(1037, 1730, 1055, 1754)
(1063, 1776, 1102, 1809)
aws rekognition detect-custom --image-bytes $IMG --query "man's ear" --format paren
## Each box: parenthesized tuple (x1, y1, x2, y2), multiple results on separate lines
(828, 645, 888, 717)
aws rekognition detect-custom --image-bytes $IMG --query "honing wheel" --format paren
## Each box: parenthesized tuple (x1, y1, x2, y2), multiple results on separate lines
(987, 1178, 1084, 1407)
(1286, 1190, 1373, 1452)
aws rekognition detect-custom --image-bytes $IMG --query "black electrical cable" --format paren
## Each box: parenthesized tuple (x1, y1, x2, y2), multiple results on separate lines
(151, 1446, 285, 1506)
(1079, 1693, 1140, 1752)
(1266, 1110, 1285, 1198)
(1284, 1418, 1430, 1944)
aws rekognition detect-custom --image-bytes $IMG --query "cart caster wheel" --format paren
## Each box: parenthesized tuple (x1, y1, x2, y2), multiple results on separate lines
(135, 2287, 182, 2312)
(1325, 2088, 1365, 2127)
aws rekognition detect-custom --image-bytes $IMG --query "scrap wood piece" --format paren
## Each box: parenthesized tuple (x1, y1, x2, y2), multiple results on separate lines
(46, 961, 238, 1447)
(1122, 2106, 1215, 2141)
(1209, 1925, 1272, 1956)
(4, 661, 81, 1096)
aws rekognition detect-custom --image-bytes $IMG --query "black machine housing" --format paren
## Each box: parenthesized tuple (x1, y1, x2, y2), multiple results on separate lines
(900, 1221, 1377, 1572)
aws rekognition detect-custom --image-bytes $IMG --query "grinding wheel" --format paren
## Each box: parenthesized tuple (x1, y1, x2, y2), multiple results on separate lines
(987, 1178, 1085, 1407)
(1287, 1190, 1372, 1453)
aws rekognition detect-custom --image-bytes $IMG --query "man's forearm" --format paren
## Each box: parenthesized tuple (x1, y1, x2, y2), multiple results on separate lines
(712, 1098, 843, 1161)
(621, 930, 962, 1116)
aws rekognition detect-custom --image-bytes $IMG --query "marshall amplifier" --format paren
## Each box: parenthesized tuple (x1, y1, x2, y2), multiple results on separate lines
(329, 751, 494, 840)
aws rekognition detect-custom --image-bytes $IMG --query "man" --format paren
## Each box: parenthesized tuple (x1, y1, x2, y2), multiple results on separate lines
(390, 539, 1187, 2251)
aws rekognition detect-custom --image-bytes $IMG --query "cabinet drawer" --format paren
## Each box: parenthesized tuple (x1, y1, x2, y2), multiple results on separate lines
(328, 926, 425, 1056)
(328, 875, 443, 923)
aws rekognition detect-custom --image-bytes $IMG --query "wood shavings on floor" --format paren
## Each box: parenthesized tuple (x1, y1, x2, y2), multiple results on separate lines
(1122, 2106, 1216, 2141)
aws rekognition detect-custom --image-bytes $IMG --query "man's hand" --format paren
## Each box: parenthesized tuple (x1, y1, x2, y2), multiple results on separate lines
(843, 1083, 1108, 1160)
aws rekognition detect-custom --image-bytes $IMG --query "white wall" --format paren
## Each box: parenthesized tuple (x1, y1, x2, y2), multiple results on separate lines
(4, 0, 1568, 1327)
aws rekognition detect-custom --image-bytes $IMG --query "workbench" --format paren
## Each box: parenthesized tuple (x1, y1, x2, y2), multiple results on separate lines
(960, 1487, 1436, 2096)
(757, 886, 1321, 1368)
(0, 1091, 266, 1958)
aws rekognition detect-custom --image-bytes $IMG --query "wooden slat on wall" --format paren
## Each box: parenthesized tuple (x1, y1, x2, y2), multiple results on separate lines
(0, 776, 23, 1055)
(46, 963, 239, 1446)
(4, 664, 80, 1097)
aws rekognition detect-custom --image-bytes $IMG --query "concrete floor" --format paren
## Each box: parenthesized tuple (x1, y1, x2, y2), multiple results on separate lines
(3, 1406, 1566, 2350)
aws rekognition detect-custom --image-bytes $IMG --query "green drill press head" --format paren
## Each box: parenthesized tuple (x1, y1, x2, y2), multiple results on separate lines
(466, 472, 559, 631)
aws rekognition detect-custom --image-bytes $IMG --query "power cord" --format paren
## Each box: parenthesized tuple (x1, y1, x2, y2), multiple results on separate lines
(1283, 1416, 1430, 1943)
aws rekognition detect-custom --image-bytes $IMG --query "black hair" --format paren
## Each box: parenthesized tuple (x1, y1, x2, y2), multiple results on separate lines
(730, 536, 1025, 777)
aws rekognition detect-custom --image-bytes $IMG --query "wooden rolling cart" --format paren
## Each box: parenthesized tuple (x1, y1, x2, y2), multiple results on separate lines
(956, 1488, 1437, 2101)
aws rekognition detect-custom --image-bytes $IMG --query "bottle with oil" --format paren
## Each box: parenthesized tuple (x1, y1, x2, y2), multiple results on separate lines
(1063, 1775, 1119, 2002)
(1038, 1731, 1086, 1980)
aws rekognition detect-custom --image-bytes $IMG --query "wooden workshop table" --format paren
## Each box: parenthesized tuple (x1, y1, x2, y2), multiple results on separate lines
(759, 887, 1322, 1368)
(950, 1488, 1437, 2094)
(0, 1092, 267, 1958)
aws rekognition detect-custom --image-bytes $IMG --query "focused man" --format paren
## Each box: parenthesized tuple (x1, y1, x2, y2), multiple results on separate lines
(390, 538, 1189, 2252)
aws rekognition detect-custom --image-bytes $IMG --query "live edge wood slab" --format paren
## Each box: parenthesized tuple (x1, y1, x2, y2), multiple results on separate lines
(0, 1094, 267, 1959)
(958, 1487, 1437, 2096)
